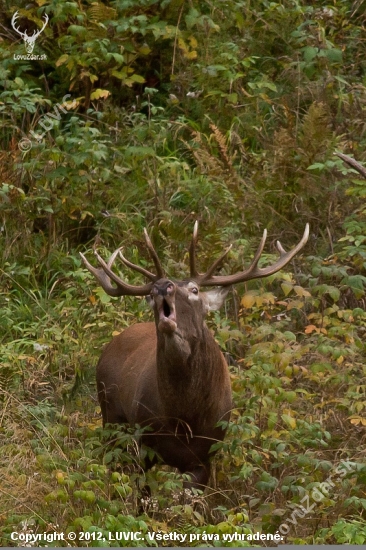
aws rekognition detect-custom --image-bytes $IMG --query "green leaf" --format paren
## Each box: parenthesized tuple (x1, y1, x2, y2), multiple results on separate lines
(124, 146, 155, 158)
(68, 25, 87, 36)
(283, 331, 296, 342)
(227, 92, 238, 104)
(111, 53, 124, 64)
(325, 48, 343, 63)
(343, 275, 366, 299)
(308, 162, 326, 171)
(302, 46, 318, 62)
(129, 74, 146, 83)
(327, 286, 340, 301)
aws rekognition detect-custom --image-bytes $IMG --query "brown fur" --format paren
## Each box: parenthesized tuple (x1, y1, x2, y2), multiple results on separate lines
(97, 279, 232, 489)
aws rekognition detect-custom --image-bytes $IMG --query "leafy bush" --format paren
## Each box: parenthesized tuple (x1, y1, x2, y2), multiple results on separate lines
(1, 0, 366, 545)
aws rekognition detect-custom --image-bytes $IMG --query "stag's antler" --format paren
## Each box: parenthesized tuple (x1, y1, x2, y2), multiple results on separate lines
(81, 223, 309, 296)
(80, 230, 164, 296)
(192, 224, 309, 286)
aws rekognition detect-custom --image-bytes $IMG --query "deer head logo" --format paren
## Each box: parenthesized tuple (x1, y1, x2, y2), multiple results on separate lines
(11, 11, 48, 54)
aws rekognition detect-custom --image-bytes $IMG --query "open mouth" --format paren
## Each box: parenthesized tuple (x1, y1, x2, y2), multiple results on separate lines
(159, 298, 176, 322)
(163, 299, 171, 318)
(157, 298, 177, 333)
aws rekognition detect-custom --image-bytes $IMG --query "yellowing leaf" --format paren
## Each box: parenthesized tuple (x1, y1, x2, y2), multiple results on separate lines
(287, 299, 304, 310)
(348, 415, 366, 426)
(18, 355, 36, 363)
(255, 295, 264, 306)
(294, 285, 311, 297)
(90, 89, 111, 100)
(111, 68, 128, 80)
(178, 37, 188, 52)
(281, 282, 293, 296)
(241, 293, 256, 308)
(305, 324, 317, 334)
(139, 43, 151, 55)
(61, 97, 80, 110)
(262, 292, 276, 304)
(184, 50, 197, 60)
(281, 414, 297, 429)
(56, 471, 65, 484)
(56, 54, 69, 67)
(350, 418, 361, 425)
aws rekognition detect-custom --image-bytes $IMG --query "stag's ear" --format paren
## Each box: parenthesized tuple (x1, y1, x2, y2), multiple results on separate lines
(202, 287, 230, 312)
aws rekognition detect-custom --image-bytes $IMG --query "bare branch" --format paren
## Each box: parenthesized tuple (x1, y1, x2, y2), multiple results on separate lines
(335, 152, 366, 179)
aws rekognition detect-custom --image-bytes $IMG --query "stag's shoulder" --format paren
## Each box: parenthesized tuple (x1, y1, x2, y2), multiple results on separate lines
(120, 322, 156, 340)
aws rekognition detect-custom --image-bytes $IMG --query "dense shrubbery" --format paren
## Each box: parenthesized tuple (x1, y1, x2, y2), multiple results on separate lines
(1, 0, 366, 546)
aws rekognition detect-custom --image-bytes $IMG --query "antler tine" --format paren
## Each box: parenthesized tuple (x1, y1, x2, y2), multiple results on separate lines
(80, 251, 123, 297)
(189, 221, 199, 277)
(118, 250, 158, 282)
(189, 221, 232, 281)
(198, 224, 309, 287)
(143, 228, 164, 279)
(194, 228, 266, 286)
(197, 245, 233, 283)
(80, 249, 153, 296)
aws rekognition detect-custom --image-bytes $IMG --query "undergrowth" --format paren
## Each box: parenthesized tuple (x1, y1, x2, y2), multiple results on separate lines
(1, 0, 366, 546)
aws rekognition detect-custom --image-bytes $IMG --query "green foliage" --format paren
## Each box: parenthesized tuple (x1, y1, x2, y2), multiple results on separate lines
(1, 0, 366, 545)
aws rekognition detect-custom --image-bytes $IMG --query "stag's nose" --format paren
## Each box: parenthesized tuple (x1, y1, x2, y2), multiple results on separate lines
(152, 279, 176, 297)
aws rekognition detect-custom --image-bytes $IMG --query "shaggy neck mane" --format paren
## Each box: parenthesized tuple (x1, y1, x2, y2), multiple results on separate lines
(156, 326, 226, 425)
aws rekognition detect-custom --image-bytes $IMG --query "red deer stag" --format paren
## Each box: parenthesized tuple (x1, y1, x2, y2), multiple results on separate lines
(80, 223, 309, 489)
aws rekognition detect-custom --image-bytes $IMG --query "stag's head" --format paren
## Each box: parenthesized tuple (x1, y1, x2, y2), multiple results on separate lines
(11, 11, 48, 54)
(146, 278, 230, 342)
(80, 222, 309, 342)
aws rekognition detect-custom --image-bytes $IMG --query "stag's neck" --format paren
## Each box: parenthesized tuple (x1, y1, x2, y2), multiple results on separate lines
(156, 326, 225, 424)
